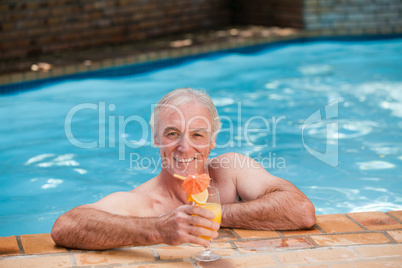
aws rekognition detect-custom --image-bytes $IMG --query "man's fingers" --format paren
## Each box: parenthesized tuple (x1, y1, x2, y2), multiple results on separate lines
(189, 235, 211, 247)
(180, 204, 220, 230)
(168, 205, 220, 247)
(187, 225, 219, 239)
(186, 228, 218, 247)
(183, 204, 216, 219)
(189, 215, 219, 230)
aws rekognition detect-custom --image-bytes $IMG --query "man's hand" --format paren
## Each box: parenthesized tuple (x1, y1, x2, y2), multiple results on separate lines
(156, 205, 220, 247)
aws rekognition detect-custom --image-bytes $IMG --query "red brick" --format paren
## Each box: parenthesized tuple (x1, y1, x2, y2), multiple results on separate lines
(310, 233, 390, 246)
(0, 236, 20, 256)
(331, 259, 402, 268)
(275, 247, 358, 265)
(198, 254, 277, 267)
(0, 255, 72, 268)
(233, 229, 280, 239)
(214, 228, 237, 241)
(280, 225, 322, 236)
(20, 233, 66, 255)
(235, 238, 313, 253)
(353, 244, 402, 258)
(316, 214, 364, 233)
(155, 243, 235, 260)
(387, 210, 402, 222)
(74, 248, 155, 266)
(347, 211, 402, 231)
(387, 230, 402, 242)
(125, 262, 193, 268)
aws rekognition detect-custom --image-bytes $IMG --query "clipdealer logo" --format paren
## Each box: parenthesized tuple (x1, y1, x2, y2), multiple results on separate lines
(63, 100, 340, 170)
(302, 100, 339, 167)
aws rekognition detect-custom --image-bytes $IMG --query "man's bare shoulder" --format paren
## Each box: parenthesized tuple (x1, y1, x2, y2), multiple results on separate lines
(86, 181, 156, 217)
(208, 152, 284, 202)
(211, 152, 269, 172)
(86, 191, 147, 216)
(207, 153, 242, 204)
(208, 152, 253, 174)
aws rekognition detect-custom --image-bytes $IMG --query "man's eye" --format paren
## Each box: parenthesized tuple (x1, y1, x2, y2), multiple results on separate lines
(193, 133, 203, 137)
(167, 132, 178, 137)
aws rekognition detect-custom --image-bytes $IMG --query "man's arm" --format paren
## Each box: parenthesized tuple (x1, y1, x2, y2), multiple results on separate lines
(51, 193, 219, 250)
(214, 153, 315, 230)
(51, 205, 157, 249)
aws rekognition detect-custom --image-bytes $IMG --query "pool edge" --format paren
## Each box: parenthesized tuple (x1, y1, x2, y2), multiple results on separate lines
(1, 210, 401, 267)
(1, 30, 402, 95)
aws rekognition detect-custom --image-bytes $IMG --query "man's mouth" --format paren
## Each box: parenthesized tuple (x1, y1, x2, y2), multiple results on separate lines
(174, 157, 196, 163)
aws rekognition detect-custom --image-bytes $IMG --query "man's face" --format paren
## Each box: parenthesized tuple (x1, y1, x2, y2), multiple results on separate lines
(154, 102, 216, 177)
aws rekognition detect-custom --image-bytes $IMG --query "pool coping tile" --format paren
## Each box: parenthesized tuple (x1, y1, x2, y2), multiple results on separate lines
(20, 233, 67, 255)
(353, 244, 402, 258)
(73, 247, 155, 266)
(125, 262, 193, 268)
(386, 230, 402, 243)
(214, 228, 237, 242)
(346, 211, 402, 231)
(0, 236, 20, 257)
(387, 210, 402, 222)
(310, 232, 391, 247)
(2, 210, 402, 267)
(330, 259, 402, 268)
(232, 228, 280, 239)
(280, 226, 323, 236)
(274, 247, 359, 265)
(197, 254, 278, 267)
(154, 244, 236, 260)
(316, 214, 364, 233)
(0, 255, 72, 268)
(234, 237, 314, 253)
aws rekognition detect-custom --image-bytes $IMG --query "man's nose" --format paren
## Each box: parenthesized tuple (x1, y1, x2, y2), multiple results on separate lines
(177, 135, 191, 152)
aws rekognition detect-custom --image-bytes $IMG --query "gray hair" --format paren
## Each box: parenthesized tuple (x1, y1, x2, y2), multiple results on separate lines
(150, 87, 222, 137)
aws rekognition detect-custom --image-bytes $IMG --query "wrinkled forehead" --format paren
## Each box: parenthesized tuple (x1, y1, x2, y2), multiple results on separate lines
(157, 102, 213, 132)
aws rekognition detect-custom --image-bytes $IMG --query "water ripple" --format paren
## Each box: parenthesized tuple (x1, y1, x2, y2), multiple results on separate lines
(25, 154, 55, 165)
(306, 120, 377, 139)
(42, 178, 63, 189)
(356, 161, 395, 170)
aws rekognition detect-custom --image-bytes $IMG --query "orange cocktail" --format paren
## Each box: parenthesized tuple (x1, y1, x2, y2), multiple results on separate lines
(173, 173, 221, 261)
(199, 202, 222, 240)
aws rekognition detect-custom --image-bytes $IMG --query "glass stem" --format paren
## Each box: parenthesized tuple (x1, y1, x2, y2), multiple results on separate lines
(202, 240, 212, 256)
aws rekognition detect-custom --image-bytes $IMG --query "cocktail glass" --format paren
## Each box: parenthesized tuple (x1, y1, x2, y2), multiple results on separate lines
(193, 187, 222, 262)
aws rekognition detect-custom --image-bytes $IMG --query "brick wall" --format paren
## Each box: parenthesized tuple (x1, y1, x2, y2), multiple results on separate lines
(1, 0, 401, 63)
(304, 0, 402, 34)
(233, 0, 303, 28)
(234, 0, 402, 34)
(0, 0, 229, 61)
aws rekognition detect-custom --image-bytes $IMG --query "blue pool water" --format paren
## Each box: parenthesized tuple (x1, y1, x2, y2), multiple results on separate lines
(1, 38, 402, 236)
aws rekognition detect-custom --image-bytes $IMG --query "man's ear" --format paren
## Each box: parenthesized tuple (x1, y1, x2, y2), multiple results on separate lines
(210, 137, 216, 150)
(209, 128, 218, 150)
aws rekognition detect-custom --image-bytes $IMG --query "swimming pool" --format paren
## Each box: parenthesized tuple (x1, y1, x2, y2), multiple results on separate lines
(1, 37, 402, 236)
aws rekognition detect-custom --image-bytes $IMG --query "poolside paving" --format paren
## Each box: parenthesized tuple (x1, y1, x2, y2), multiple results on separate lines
(1, 210, 401, 267)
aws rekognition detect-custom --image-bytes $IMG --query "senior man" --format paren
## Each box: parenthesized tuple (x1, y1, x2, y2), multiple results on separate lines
(51, 87, 315, 250)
